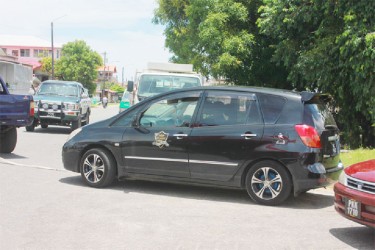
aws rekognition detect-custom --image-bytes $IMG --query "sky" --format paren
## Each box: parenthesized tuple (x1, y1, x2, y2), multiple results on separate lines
(2, 0, 172, 82)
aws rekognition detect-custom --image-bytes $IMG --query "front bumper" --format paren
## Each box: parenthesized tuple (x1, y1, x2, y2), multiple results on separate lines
(35, 107, 80, 122)
(62, 142, 82, 173)
(334, 182, 375, 228)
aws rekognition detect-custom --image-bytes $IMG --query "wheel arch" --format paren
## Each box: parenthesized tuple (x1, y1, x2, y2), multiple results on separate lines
(77, 144, 119, 177)
(240, 158, 294, 191)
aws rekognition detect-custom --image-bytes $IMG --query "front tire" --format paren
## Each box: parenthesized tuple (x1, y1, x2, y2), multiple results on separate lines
(71, 118, 81, 131)
(80, 148, 116, 188)
(0, 127, 17, 153)
(26, 123, 35, 132)
(82, 111, 90, 126)
(245, 161, 292, 206)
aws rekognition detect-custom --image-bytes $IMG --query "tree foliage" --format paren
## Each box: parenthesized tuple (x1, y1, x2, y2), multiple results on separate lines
(55, 40, 102, 94)
(154, 0, 374, 148)
(153, 0, 288, 86)
(257, 0, 375, 148)
(110, 84, 125, 93)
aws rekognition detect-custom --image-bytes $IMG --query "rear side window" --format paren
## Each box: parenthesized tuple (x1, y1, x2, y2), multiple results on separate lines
(258, 94, 286, 124)
(303, 103, 337, 130)
(198, 91, 261, 126)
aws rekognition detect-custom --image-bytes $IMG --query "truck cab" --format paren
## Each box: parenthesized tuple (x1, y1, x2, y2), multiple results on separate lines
(119, 62, 202, 113)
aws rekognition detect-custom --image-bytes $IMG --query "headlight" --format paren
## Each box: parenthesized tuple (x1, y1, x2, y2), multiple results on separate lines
(67, 127, 82, 141)
(338, 171, 347, 186)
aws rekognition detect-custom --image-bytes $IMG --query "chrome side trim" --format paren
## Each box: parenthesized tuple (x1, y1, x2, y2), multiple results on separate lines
(189, 160, 238, 166)
(125, 156, 188, 163)
(125, 156, 238, 166)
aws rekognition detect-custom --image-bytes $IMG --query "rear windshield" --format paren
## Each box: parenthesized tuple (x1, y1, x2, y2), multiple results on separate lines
(303, 102, 337, 130)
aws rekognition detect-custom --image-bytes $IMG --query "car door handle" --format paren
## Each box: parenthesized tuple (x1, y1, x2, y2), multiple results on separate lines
(241, 133, 257, 139)
(173, 133, 188, 139)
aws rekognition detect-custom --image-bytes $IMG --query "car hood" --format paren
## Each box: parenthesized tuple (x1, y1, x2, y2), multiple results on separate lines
(34, 95, 79, 103)
(344, 159, 375, 182)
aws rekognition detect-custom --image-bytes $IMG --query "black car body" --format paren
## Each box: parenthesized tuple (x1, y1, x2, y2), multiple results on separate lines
(62, 86, 343, 205)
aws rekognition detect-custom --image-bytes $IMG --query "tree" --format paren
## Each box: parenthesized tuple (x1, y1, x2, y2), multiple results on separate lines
(40, 57, 52, 75)
(153, 0, 288, 86)
(55, 40, 102, 94)
(110, 84, 124, 93)
(257, 0, 375, 148)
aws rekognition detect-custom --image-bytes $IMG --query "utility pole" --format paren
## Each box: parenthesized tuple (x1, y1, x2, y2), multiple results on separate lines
(51, 22, 54, 79)
(102, 52, 107, 100)
(122, 67, 124, 87)
(51, 15, 66, 80)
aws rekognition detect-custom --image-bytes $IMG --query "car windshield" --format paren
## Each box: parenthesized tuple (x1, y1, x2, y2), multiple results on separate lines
(37, 82, 79, 97)
(137, 74, 201, 97)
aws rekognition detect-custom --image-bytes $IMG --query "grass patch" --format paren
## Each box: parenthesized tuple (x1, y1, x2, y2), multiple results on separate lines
(340, 148, 375, 167)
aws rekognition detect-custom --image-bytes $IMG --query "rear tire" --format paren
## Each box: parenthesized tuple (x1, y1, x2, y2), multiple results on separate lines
(80, 148, 116, 188)
(245, 161, 292, 206)
(0, 127, 17, 153)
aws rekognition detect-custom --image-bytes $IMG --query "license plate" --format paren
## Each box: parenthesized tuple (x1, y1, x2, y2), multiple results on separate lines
(345, 198, 361, 219)
(47, 112, 55, 117)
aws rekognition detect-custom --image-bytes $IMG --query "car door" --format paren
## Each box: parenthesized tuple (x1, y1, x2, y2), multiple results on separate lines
(188, 90, 264, 181)
(121, 90, 202, 177)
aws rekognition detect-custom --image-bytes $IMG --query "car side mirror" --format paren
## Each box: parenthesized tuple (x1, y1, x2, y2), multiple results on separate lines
(131, 114, 139, 127)
(127, 81, 134, 92)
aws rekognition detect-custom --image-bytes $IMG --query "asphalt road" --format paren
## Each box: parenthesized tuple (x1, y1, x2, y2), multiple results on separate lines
(1, 104, 374, 249)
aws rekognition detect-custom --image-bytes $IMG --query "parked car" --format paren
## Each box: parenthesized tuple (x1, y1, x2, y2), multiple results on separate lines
(62, 86, 343, 205)
(0, 76, 34, 153)
(334, 159, 375, 228)
(27, 80, 91, 131)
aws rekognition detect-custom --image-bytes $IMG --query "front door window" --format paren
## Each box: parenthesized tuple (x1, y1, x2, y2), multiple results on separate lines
(121, 91, 201, 177)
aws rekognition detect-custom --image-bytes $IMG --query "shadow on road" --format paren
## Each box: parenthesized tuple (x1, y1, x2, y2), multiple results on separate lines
(20, 126, 72, 135)
(0, 153, 28, 159)
(60, 176, 334, 209)
(330, 227, 374, 249)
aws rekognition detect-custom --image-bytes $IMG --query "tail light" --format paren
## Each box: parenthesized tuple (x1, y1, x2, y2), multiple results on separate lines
(295, 124, 321, 148)
(30, 101, 35, 117)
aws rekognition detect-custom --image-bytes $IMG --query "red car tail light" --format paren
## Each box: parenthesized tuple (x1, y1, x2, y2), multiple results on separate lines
(295, 124, 321, 148)
(30, 101, 35, 117)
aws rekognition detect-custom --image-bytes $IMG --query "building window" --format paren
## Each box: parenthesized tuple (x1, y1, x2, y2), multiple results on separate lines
(1, 48, 7, 54)
(56, 50, 60, 59)
(20, 49, 30, 57)
(34, 49, 49, 58)
(12, 50, 19, 57)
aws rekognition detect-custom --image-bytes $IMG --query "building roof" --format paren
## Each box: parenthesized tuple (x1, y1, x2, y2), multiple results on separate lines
(0, 35, 62, 48)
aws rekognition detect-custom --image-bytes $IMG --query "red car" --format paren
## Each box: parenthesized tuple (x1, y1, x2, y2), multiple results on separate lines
(334, 159, 375, 228)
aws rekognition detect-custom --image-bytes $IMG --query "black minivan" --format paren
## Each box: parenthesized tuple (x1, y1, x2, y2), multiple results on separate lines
(62, 86, 343, 205)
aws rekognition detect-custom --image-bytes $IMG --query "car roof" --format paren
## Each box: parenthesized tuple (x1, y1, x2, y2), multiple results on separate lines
(41, 80, 83, 87)
(159, 85, 303, 99)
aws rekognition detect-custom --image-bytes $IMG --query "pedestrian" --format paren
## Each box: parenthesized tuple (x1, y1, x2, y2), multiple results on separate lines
(102, 96, 108, 108)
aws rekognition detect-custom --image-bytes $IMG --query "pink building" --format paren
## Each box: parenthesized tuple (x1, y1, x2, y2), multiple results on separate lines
(0, 35, 61, 81)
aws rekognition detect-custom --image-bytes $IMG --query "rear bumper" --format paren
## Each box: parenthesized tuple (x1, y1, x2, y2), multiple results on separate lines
(334, 182, 375, 228)
(291, 161, 344, 196)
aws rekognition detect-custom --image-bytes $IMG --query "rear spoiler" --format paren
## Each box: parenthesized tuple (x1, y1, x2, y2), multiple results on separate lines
(301, 91, 332, 103)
